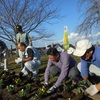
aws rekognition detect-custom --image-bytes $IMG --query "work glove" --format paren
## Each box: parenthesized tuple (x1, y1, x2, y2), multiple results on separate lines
(0, 53, 3, 57)
(42, 82, 49, 89)
(47, 85, 57, 93)
(85, 85, 99, 96)
(15, 58, 22, 64)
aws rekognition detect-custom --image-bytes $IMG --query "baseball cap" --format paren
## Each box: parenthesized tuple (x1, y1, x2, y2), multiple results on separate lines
(73, 39, 92, 57)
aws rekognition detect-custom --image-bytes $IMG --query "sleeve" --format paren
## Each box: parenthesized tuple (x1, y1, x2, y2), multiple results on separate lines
(26, 34, 29, 43)
(81, 58, 89, 77)
(27, 48, 34, 58)
(16, 34, 19, 43)
(55, 53, 70, 87)
(0, 41, 7, 53)
(44, 59, 52, 83)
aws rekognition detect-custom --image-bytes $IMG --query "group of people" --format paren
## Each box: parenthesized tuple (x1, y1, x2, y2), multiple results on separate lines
(0, 25, 100, 96)
(44, 39, 100, 95)
(44, 39, 100, 96)
(0, 25, 41, 77)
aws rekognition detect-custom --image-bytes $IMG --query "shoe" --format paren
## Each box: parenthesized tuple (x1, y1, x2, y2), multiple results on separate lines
(32, 69, 39, 77)
(4, 68, 8, 71)
(33, 73, 38, 77)
(0, 63, 4, 67)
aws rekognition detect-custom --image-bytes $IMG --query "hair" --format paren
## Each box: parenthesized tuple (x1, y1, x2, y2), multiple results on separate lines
(81, 45, 95, 59)
(20, 42, 27, 47)
(47, 47, 59, 56)
(85, 45, 95, 54)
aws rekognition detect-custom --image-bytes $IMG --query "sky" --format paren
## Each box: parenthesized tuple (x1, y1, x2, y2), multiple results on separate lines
(6, 0, 100, 48)
(33, 0, 81, 47)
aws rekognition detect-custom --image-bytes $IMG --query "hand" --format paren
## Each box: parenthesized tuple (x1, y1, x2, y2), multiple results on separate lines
(47, 85, 57, 93)
(15, 58, 22, 64)
(42, 82, 49, 89)
(78, 80, 90, 89)
(0, 53, 3, 57)
(85, 85, 99, 96)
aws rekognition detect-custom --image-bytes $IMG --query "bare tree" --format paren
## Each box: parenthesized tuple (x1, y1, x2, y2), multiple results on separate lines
(0, 0, 60, 46)
(76, 0, 100, 35)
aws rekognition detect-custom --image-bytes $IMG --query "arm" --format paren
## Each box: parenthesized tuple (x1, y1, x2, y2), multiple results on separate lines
(81, 58, 89, 80)
(16, 34, 19, 44)
(22, 57, 33, 62)
(44, 59, 52, 83)
(96, 83, 100, 91)
(22, 48, 34, 62)
(55, 53, 70, 87)
(26, 33, 30, 45)
(0, 41, 7, 54)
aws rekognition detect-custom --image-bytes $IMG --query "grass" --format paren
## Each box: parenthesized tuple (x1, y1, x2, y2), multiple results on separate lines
(0, 54, 80, 79)
(0, 55, 99, 100)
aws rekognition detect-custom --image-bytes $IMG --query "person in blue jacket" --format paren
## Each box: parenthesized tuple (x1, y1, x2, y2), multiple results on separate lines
(73, 39, 100, 95)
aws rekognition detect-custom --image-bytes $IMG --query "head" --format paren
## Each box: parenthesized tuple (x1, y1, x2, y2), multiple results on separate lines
(16, 24, 23, 33)
(73, 39, 94, 60)
(47, 47, 59, 62)
(17, 42, 27, 52)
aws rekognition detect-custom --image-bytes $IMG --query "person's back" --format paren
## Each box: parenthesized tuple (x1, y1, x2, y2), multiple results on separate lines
(16, 32, 29, 46)
(32, 47, 41, 60)
(25, 46, 41, 61)
(60, 51, 77, 68)
(93, 46, 100, 66)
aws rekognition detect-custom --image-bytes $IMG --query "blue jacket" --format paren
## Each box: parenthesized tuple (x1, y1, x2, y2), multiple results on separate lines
(81, 46, 100, 76)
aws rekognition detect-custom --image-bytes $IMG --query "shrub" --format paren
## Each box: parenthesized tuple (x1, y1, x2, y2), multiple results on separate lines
(6, 85, 15, 92)
(19, 89, 26, 97)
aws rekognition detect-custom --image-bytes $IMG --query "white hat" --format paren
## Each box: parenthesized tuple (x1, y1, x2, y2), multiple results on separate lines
(73, 39, 92, 57)
(67, 47, 75, 54)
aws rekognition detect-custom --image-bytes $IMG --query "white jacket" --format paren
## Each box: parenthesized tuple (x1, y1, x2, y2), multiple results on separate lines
(25, 46, 41, 61)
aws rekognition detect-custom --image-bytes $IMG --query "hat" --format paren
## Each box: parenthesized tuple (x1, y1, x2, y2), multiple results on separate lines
(16, 25, 22, 29)
(67, 47, 75, 54)
(73, 39, 92, 57)
(16, 25, 22, 32)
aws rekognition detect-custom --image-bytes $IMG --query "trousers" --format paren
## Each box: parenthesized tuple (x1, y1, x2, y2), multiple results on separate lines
(21, 60, 41, 76)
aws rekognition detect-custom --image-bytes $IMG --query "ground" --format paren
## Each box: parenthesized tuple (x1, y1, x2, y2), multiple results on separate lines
(0, 55, 100, 100)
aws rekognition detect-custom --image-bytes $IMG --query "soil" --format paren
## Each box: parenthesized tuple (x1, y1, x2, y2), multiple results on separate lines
(0, 71, 94, 100)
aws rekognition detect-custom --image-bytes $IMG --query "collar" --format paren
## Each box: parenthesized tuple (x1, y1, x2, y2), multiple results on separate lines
(91, 47, 96, 62)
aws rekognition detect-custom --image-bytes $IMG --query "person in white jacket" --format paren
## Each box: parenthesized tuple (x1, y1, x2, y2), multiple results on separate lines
(0, 40, 8, 71)
(15, 42, 41, 76)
